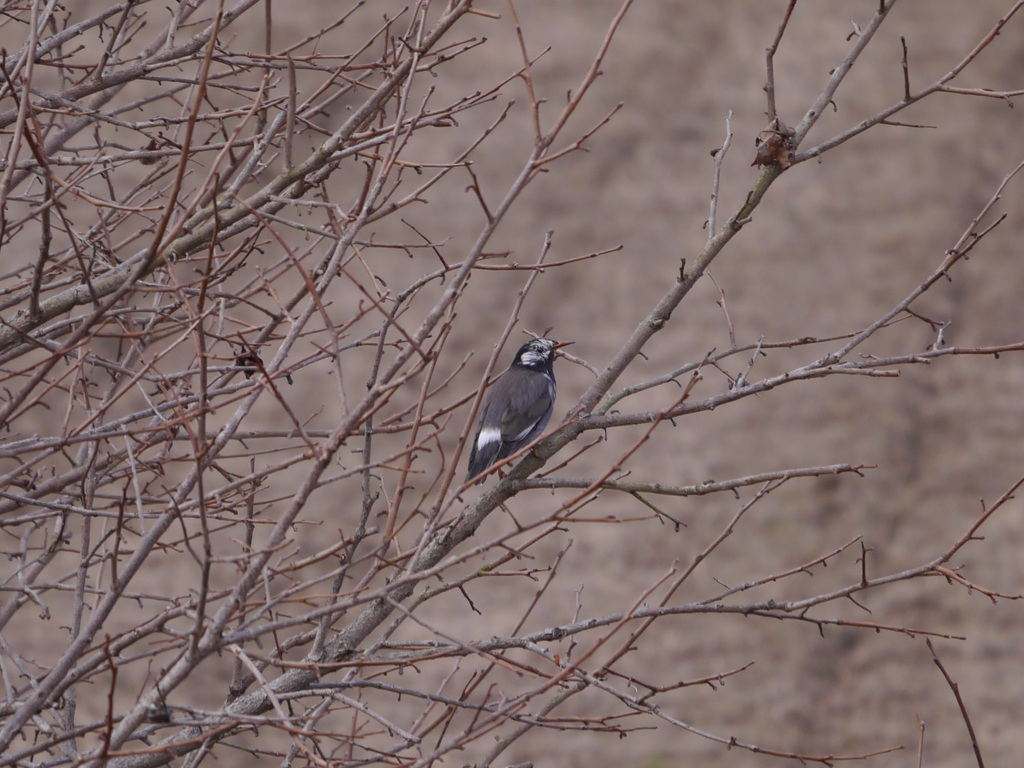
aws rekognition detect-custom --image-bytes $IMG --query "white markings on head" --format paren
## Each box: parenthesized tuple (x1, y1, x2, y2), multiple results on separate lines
(518, 338, 556, 367)
(476, 427, 502, 450)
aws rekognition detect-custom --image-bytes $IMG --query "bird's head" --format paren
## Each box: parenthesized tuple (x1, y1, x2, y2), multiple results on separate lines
(513, 338, 573, 370)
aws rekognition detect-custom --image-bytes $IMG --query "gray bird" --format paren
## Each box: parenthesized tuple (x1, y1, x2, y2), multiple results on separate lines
(465, 337, 573, 484)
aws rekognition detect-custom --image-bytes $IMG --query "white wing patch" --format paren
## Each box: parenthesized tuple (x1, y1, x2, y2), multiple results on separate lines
(476, 427, 502, 450)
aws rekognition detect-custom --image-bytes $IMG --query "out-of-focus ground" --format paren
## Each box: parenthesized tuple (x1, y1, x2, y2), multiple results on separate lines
(395, 3, 1024, 764)
(9, 1, 1024, 766)
(393, 2, 1024, 765)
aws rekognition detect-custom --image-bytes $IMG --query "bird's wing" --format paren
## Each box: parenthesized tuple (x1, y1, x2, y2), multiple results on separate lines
(500, 374, 555, 443)
(466, 369, 555, 483)
(466, 424, 502, 482)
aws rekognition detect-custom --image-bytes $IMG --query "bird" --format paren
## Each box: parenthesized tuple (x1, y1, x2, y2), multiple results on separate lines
(465, 337, 573, 484)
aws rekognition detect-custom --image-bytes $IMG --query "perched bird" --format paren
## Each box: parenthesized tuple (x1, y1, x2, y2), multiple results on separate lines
(466, 337, 573, 484)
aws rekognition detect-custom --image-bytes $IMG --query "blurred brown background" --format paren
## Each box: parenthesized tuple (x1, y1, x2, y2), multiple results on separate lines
(370, 1, 1024, 765)
(8, 1, 1024, 766)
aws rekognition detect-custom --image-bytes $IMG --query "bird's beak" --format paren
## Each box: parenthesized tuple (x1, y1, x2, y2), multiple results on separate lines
(552, 340, 574, 350)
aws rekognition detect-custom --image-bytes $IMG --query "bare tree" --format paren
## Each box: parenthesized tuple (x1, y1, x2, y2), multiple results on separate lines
(0, 1, 1023, 767)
